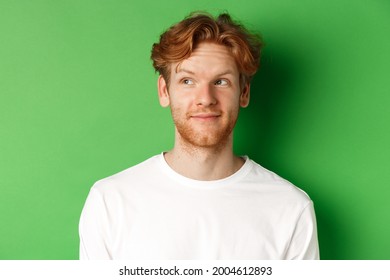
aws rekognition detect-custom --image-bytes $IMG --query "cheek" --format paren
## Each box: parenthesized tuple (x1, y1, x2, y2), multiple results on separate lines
(170, 102, 187, 122)
(228, 98, 242, 119)
(223, 94, 241, 109)
(169, 94, 195, 114)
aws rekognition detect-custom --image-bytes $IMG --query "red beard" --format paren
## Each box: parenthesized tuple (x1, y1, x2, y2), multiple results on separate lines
(170, 106, 239, 151)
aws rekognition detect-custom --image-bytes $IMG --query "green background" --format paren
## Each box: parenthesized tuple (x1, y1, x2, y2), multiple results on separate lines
(1, 0, 389, 259)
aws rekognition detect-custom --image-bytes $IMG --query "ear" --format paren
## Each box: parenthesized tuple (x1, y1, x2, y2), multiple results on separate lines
(157, 75, 170, 107)
(239, 83, 250, 108)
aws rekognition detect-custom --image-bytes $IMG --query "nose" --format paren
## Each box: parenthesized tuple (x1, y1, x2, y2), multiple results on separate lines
(195, 84, 217, 107)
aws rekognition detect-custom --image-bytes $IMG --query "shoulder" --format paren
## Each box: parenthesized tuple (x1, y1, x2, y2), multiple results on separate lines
(245, 158, 312, 205)
(91, 154, 162, 195)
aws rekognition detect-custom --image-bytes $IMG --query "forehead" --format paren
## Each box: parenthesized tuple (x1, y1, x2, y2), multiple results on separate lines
(173, 42, 238, 75)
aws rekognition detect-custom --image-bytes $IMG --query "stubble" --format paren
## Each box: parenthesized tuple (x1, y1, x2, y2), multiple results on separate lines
(170, 105, 239, 153)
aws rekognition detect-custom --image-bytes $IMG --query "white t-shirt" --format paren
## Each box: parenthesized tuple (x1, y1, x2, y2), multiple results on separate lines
(79, 153, 319, 260)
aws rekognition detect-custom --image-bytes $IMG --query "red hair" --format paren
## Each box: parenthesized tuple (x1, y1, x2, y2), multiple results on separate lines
(151, 12, 263, 86)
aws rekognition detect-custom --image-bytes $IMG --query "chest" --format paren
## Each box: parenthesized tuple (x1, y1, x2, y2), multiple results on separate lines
(109, 191, 292, 259)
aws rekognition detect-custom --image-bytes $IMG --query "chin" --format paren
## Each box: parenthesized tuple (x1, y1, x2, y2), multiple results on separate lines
(174, 116, 236, 150)
(180, 130, 232, 150)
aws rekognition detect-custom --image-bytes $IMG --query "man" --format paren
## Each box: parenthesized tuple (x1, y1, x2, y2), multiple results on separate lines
(79, 12, 319, 260)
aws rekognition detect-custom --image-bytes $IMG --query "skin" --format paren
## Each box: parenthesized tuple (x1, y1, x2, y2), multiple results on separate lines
(158, 42, 250, 181)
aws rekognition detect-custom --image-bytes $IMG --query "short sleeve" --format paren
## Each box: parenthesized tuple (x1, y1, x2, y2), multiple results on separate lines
(285, 201, 320, 260)
(79, 187, 112, 260)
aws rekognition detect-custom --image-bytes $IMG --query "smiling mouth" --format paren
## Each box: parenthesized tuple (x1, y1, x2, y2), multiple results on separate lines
(190, 112, 221, 120)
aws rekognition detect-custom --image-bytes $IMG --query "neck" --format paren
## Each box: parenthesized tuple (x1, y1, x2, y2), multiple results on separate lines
(164, 135, 244, 181)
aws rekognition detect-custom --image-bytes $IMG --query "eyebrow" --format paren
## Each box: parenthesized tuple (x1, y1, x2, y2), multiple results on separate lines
(176, 68, 195, 75)
(176, 68, 235, 76)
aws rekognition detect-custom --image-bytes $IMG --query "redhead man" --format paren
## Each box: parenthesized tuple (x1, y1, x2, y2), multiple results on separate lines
(79, 12, 319, 260)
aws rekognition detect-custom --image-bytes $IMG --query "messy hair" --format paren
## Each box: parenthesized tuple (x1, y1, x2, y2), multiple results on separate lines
(151, 12, 263, 87)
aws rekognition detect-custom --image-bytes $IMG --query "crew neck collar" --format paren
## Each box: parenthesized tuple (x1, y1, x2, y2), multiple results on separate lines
(158, 152, 253, 189)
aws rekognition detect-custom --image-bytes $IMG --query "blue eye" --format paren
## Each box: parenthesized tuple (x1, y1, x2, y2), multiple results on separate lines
(215, 79, 228, 86)
(183, 79, 194, 85)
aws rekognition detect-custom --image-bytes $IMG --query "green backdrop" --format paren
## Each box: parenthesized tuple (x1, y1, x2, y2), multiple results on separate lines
(1, 0, 389, 260)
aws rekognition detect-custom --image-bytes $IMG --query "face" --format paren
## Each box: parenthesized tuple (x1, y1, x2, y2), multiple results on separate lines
(158, 42, 250, 150)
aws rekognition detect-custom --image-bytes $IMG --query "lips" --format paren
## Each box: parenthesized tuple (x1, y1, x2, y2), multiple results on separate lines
(192, 113, 220, 117)
(190, 112, 221, 120)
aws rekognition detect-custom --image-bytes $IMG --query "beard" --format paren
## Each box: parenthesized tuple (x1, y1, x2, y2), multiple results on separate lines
(170, 105, 239, 151)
